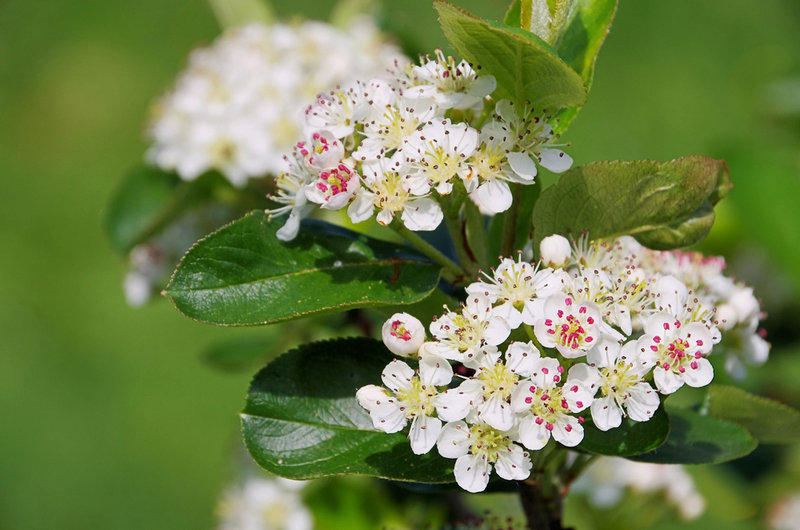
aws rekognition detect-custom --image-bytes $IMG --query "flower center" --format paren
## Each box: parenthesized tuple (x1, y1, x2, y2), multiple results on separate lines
(396, 377, 437, 418)
(655, 337, 701, 374)
(390, 319, 412, 341)
(599, 363, 639, 403)
(478, 362, 518, 401)
(373, 172, 410, 212)
(315, 164, 353, 199)
(468, 424, 511, 463)
(522, 384, 575, 432)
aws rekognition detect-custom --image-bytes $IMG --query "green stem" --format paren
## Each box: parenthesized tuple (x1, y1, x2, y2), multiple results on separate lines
(464, 199, 489, 270)
(501, 184, 523, 257)
(392, 222, 463, 283)
(440, 191, 480, 283)
(518, 477, 566, 530)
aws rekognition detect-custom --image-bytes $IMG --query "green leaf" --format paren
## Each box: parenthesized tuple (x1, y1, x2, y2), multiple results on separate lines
(165, 211, 442, 326)
(241, 337, 455, 482)
(552, 0, 618, 133)
(207, 0, 275, 29)
(532, 156, 732, 251)
(105, 166, 181, 254)
(706, 385, 800, 444)
(628, 403, 757, 465)
(503, 0, 522, 27)
(434, 1, 586, 110)
(578, 406, 669, 456)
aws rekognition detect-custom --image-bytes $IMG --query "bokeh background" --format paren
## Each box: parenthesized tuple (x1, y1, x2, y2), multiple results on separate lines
(1, 0, 799, 528)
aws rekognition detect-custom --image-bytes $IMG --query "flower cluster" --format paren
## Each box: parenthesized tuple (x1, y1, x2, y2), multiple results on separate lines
(146, 18, 404, 187)
(268, 50, 573, 241)
(216, 475, 312, 530)
(570, 457, 705, 520)
(357, 234, 769, 492)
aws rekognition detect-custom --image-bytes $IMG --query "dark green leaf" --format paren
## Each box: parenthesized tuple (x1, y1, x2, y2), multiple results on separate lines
(532, 157, 732, 251)
(578, 406, 669, 456)
(706, 385, 800, 444)
(503, 0, 521, 27)
(552, 0, 618, 134)
(165, 211, 442, 326)
(241, 337, 455, 482)
(434, 1, 586, 110)
(628, 403, 757, 465)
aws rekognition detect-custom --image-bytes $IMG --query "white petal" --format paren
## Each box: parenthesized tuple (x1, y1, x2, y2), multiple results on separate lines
(552, 416, 584, 446)
(743, 332, 770, 365)
(682, 323, 714, 355)
(483, 317, 511, 346)
(376, 208, 394, 226)
(683, 357, 714, 388)
(402, 198, 443, 231)
(454, 454, 491, 493)
(478, 394, 514, 432)
(591, 396, 622, 431)
(507, 152, 538, 180)
(276, 212, 301, 241)
(369, 399, 406, 433)
(495, 99, 517, 122)
(436, 421, 471, 459)
(347, 190, 375, 224)
(381, 359, 415, 393)
(517, 414, 550, 450)
(505, 341, 540, 378)
(567, 363, 600, 396)
(654, 366, 684, 394)
(653, 276, 687, 315)
(471, 179, 513, 213)
(409, 415, 442, 455)
(625, 383, 660, 422)
(356, 384, 389, 412)
(436, 379, 482, 423)
(469, 75, 497, 99)
(495, 444, 532, 481)
(536, 148, 572, 173)
(419, 352, 453, 387)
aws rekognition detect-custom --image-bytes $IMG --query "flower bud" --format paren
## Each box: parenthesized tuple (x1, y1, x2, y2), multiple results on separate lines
(539, 234, 571, 267)
(381, 313, 425, 356)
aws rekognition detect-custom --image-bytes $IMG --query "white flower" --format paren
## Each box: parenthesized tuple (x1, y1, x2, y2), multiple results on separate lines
(466, 256, 566, 329)
(353, 96, 440, 160)
(147, 20, 405, 186)
(402, 119, 478, 195)
(494, 99, 573, 175)
(347, 155, 443, 230)
(356, 355, 452, 454)
(436, 342, 539, 431)
(404, 49, 496, 110)
(267, 150, 315, 241)
(381, 313, 426, 356)
(638, 312, 714, 394)
(465, 123, 533, 213)
(217, 476, 313, 530)
(511, 357, 593, 448)
(533, 295, 606, 358)
(539, 234, 571, 268)
(304, 81, 370, 139)
(429, 294, 511, 367)
(304, 161, 360, 210)
(570, 338, 660, 431)
(437, 421, 531, 493)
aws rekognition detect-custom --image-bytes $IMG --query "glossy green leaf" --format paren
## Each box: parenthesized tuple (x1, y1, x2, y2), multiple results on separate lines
(241, 337, 455, 482)
(552, 0, 618, 133)
(532, 156, 732, 251)
(434, 1, 586, 110)
(578, 406, 669, 456)
(706, 385, 800, 444)
(628, 403, 757, 465)
(105, 166, 182, 254)
(165, 211, 442, 326)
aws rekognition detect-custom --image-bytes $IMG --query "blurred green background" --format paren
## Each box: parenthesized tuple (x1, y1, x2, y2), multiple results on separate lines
(1, 0, 799, 528)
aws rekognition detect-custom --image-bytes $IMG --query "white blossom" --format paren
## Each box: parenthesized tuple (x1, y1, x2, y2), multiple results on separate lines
(437, 421, 531, 493)
(381, 313, 426, 356)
